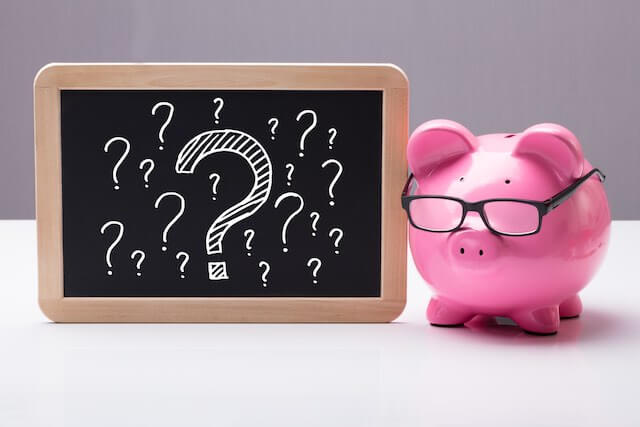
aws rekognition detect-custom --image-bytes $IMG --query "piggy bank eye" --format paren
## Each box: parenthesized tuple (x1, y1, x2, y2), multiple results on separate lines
(505, 179, 511, 184)
(459, 177, 465, 182)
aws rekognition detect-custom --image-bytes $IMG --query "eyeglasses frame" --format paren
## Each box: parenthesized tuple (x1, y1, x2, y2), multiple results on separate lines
(401, 168, 605, 237)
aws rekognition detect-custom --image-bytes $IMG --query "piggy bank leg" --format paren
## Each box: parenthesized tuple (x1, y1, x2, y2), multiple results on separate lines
(427, 297, 475, 327)
(511, 306, 560, 335)
(559, 295, 582, 319)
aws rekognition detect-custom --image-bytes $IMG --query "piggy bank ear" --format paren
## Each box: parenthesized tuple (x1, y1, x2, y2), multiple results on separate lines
(407, 120, 476, 178)
(513, 123, 584, 180)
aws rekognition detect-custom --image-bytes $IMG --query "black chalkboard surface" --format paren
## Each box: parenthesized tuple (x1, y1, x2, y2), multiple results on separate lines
(61, 90, 382, 297)
(35, 64, 407, 322)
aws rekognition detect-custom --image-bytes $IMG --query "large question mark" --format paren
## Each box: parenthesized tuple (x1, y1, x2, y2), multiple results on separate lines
(309, 212, 320, 237)
(99, 220, 124, 275)
(258, 261, 270, 287)
(104, 137, 130, 190)
(130, 249, 145, 277)
(329, 228, 344, 254)
(139, 159, 155, 189)
(151, 102, 174, 151)
(328, 128, 337, 150)
(213, 97, 224, 124)
(295, 109, 317, 157)
(268, 118, 278, 140)
(306, 257, 322, 284)
(176, 129, 272, 281)
(321, 159, 343, 207)
(154, 192, 186, 252)
(176, 251, 189, 279)
(209, 173, 221, 200)
(244, 229, 255, 256)
(285, 163, 294, 186)
(274, 192, 304, 253)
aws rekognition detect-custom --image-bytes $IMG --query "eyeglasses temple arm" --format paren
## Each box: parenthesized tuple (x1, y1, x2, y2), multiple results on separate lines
(544, 168, 605, 213)
(402, 173, 415, 198)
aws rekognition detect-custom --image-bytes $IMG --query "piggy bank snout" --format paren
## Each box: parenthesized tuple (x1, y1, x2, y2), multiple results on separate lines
(448, 229, 501, 264)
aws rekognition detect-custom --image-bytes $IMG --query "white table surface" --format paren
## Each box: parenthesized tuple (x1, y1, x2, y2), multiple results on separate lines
(0, 220, 638, 427)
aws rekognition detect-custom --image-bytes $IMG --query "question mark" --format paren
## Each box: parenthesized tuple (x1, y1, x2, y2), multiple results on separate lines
(151, 102, 174, 151)
(139, 159, 155, 189)
(213, 97, 224, 125)
(244, 229, 255, 256)
(130, 250, 145, 277)
(328, 128, 337, 150)
(209, 173, 221, 200)
(306, 257, 322, 284)
(176, 251, 189, 279)
(154, 192, 186, 252)
(103, 137, 130, 190)
(321, 159, 343, 207)
(268, 118, 278, 140)
(176, 129, 272, 281)
(329, 228, 344, 254)
(295, 109, 317, 157)
(258, 261, 270, 287)
(285, 163, 294, 186)
(99, 220, 124, 275)
(274, 192, 304, 253)
(309, 212, 320, 237)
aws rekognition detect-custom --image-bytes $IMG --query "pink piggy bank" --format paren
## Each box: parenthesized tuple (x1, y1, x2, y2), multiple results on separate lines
(403, 120, 610, 335)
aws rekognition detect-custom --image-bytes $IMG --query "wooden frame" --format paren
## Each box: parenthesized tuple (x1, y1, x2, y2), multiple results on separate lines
(34, 63, 408, 322)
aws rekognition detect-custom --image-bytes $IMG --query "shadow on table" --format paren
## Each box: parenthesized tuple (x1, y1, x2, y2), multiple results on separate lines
(426, 309, 636, 346)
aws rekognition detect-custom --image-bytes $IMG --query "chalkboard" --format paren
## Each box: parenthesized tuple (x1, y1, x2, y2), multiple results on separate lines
(35, 64, 407, 322)
(61, 89, 382, 297)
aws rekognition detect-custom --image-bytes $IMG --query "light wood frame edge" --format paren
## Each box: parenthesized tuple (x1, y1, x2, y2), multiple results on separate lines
(34, 63, 408, 322)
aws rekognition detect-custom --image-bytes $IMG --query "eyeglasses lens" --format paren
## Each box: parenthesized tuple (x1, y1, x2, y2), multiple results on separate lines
(409, 198, 463, 231)
(484, 201, 540, 235)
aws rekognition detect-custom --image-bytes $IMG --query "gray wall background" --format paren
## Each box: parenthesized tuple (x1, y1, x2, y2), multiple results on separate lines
(1, 0, 638, 219)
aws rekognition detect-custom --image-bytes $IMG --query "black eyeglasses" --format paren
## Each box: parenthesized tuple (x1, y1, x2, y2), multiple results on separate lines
(401, 168, 605, 236)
